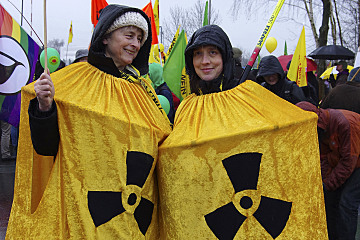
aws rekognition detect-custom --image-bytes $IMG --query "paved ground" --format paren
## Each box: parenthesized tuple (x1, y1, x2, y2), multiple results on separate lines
(0, 158, 15, 240)
(1, 157, 360, 239)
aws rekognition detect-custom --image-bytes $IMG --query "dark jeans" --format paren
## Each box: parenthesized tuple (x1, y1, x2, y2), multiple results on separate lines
(324, 168, 360, 240)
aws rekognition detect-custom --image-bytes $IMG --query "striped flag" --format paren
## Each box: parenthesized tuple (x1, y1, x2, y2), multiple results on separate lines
(0, 3, 40, 127)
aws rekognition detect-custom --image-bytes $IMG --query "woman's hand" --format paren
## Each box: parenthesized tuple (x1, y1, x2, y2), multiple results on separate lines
(34, 69, 55, 112)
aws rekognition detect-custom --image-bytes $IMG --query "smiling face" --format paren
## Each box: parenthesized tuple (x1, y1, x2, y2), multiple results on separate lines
(192, 45, 223, 81)
(103, 26, 143, 71)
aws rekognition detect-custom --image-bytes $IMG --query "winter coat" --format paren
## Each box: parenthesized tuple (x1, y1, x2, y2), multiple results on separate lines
(333, 69, 349, 87)
(184, 25, 240, 95)
(321, 81, 360, 115)
(29, 5, 153, 156)
(256, 55, 307, 105)
(296, 102, 360, 191)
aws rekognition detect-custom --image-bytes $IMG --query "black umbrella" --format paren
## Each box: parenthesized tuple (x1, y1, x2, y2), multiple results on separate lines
(308, 45, 355, 60)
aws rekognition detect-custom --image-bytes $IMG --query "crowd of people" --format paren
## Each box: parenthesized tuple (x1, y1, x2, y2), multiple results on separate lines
(5, 3, 360, 240)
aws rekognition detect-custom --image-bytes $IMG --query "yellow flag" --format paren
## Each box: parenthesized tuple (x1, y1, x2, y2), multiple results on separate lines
(287, 26, 307, 87)
(158, 81, 328, 239)
(154, 0, 159, 35)
(68, 21, 73, 44)
(166, 25, 180, 56)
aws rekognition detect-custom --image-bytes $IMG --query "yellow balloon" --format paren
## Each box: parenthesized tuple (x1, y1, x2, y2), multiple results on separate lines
(265, 37, 277, 53)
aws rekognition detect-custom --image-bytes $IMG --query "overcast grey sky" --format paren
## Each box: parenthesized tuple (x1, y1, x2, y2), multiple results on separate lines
(2, 0, 316, 62)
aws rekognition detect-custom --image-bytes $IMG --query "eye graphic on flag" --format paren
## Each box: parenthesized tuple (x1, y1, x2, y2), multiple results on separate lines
(0, 36, 30, 94)
(205, 152, 292, 239)
(88, 151, 155, 235)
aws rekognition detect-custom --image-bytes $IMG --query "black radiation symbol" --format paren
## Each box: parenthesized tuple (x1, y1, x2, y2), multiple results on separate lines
(87, 151, 154, 235)
(204, 153, 292, 239)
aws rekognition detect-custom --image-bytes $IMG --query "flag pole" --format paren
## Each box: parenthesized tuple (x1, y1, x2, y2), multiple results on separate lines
(239, 0, 285, 83)
(30, 0, 33, 36)
(66, 43, 69, 64)
(21, 0, 24, 26)
(43, 0, 48, 73)
(208, 0, 211, 24)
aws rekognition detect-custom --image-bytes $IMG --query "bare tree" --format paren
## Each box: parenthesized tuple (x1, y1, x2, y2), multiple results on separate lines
(161, 0, 221, 50)
(334, 0, 360, 51)
(47, 39, 65, 56)
(230, 0, 333, 99)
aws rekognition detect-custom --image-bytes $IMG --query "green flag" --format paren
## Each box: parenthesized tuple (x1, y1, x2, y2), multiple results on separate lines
(203, 1, 209, 26)
(163, 30, 190, 101)
(284, 40, 288, 55)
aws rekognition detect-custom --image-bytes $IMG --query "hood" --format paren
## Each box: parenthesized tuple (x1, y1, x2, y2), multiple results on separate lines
(185, 25, 237, 93)
(89, 4, 152, 75)
(296, 101, 328, 130)
(256, 55, 285, 82)
(148, 63, 164, 88)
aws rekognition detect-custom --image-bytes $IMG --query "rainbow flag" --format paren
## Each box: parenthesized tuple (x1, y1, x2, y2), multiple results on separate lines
(0, 4, 40, 127)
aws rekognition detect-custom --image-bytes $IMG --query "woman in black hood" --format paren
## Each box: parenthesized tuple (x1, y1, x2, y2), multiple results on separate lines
(185, 25, 240, 95)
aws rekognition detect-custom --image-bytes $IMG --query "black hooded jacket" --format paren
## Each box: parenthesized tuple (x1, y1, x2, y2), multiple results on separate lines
(28, 5, 152, 156)
(256, 55, 306, 105)
(185, 25, 240, 95)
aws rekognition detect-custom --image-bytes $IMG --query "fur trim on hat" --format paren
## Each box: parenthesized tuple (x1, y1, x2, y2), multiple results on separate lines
(105, 11, 148, 46)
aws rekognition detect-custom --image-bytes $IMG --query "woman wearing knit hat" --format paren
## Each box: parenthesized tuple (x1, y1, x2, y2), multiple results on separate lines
(7, 5, 171, 239)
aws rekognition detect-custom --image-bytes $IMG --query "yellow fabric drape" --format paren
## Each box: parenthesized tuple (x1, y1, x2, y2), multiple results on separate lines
(157, 80, 327, 239)
(6, 63, 171, 239)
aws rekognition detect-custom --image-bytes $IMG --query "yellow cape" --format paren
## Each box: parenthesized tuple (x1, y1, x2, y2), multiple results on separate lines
(6, 63, 171, 239)
(158, 80, 327, 239)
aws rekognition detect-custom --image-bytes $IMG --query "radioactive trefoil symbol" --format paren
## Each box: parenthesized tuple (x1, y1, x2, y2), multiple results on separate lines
(87, 151, 155, 235)
(205, 153, 292, 239)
